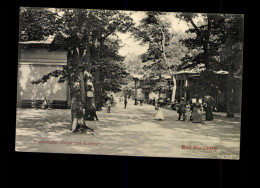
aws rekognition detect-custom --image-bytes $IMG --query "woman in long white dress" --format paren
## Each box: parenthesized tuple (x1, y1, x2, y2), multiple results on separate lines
(154, 100, 164, 120)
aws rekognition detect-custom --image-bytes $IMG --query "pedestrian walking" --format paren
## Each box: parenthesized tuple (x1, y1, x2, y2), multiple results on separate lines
(192, 99, 202, 123)
(124, 97, 127, 109)
(110, 95, 114, 106)
(203, 95, 215, 121)
(154, 101, 164, 120)
(178, 97, 186, 121)
(204, 102, 214, 121)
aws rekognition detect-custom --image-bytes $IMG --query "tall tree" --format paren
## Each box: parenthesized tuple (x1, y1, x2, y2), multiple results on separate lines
(19, 7, 134, 133)
(177, 13, 243, 116)
(176, 13, 226, 71)
(133, 12, 184, 101)
(221, 14, 244, 117)
(85, 10, 134, 110)
(98, 38, 128, 93)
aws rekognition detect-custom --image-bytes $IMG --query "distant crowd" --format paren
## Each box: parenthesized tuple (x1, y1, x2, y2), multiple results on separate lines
(101, 95, 216, 123)
(38, 94, 215, 123)
(153, 97, 215, 122)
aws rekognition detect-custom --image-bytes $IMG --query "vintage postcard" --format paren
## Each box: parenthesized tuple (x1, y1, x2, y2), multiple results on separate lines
(16, 7, 243, 159)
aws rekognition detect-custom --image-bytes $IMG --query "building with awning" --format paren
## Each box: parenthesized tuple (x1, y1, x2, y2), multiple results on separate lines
(131, 67, 241, 113)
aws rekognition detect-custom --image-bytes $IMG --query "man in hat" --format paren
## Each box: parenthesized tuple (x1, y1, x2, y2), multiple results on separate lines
(178, 97, 187, 121)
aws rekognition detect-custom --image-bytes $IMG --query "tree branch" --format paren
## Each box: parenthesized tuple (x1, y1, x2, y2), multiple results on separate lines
(101, 23, 120, 39)
(188, 17, 201, 36)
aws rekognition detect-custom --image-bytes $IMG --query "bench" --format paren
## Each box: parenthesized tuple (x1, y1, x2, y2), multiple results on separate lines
(20, 100, 34, 108)
(20, 100, 45, 108)
(52, 100, 68, 109)
(35, 100, 44, 108)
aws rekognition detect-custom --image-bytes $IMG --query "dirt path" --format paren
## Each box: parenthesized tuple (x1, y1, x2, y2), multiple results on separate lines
(15, 99, 241, 159)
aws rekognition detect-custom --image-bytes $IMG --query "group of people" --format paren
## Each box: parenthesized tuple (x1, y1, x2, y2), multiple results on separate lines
(41, 95, 213, 124)
(177, 97, 214, 123)
(106, 95, 129, 112)
(154, 97, 214, 123)
(134, 98, 144, 106)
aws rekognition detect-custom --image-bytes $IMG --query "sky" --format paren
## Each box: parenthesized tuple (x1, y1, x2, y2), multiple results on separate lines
(117, 11, 191, 57)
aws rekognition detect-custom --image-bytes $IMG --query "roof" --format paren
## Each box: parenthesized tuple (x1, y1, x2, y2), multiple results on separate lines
(19, 32, 69, 45)
(19, 35, 55, 45)
(131, 69, 229, 81)
(176, 68, 228, 75)
(162, 75, 172, 79)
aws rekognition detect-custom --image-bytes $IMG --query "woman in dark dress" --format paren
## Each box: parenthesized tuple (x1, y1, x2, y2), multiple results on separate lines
(178, 97, 186, 121)
(204, 102, 214, 121)
(192, 99, 202, 123)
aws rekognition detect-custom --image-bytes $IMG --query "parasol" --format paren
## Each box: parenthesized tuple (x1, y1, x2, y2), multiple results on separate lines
(203, 95, 215, 105)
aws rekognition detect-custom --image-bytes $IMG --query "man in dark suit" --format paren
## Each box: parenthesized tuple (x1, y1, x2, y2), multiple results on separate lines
(178, 97, 187, 121)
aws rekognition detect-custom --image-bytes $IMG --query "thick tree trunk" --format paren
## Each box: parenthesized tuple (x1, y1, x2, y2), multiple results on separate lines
(84, 71, 95, 120)
(160, 28, 177, 102)
(70, 88, 86, 133)
(79, 71, 86, 106)
(226, 63, 235, 117)
(67, 48, 93, 133)
(82, 41, 97, 120)
(203, 44, 211, 70)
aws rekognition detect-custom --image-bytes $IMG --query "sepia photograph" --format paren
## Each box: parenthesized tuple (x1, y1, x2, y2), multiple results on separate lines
(16, 7, 243, 159)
